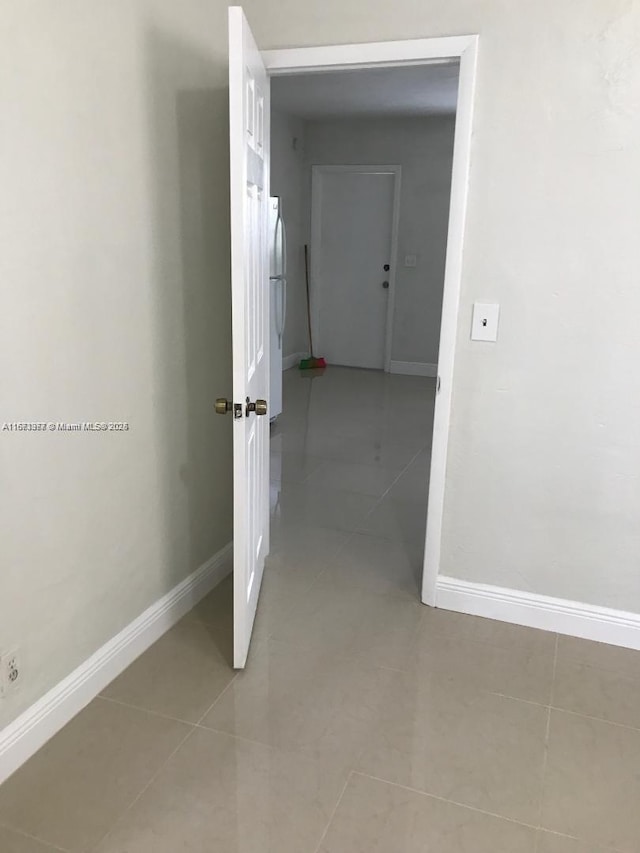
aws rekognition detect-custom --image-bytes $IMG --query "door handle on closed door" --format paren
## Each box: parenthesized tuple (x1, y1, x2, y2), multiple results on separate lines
(382, 281, 389, 289)
(246, 399, 268, 416)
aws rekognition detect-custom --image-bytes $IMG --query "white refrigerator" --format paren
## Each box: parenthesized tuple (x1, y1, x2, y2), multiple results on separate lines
(269, 196, 286, 421)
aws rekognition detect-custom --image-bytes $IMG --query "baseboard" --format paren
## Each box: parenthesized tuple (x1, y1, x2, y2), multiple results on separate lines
(389, 360, 437, 377)
(436, 576, 640, 651)
(0, 542, 233, 785)
(282, 352, 306, 371)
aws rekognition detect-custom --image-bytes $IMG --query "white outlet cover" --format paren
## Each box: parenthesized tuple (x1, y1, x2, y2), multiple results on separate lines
(471, 302, 500, 342)
(0, 648, 21, 695)
(404, 254, 417, 268)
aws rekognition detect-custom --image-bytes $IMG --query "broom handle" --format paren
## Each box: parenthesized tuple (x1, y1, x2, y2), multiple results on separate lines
(304, 244, 315, 358)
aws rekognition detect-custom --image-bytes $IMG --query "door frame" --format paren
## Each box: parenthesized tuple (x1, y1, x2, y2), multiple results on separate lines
(263, 34, 479, 607)
(310, 164, 401, 371)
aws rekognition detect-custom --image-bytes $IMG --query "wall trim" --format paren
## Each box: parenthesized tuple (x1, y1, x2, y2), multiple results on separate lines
(282, 351, 305, 371)
(0, 543, 233, 785)
(389, 360, 437, 377)
(436, 576, 640, 651)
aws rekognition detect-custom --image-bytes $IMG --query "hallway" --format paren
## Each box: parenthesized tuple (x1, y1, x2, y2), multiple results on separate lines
(1, 369, 639, 852)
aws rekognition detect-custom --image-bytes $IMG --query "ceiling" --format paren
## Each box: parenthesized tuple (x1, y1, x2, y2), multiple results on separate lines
(271, 62, 460, 120)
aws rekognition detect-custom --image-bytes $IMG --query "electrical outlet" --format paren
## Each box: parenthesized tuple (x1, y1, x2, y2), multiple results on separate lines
(1, 649, 21, 695)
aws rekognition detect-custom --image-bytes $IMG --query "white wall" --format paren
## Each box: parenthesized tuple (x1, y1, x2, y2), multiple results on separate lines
(0, 0, 233, 729)
(304, 116, 456, 367)
(3, 0, 640, 731)
(270, 109, 309, 358)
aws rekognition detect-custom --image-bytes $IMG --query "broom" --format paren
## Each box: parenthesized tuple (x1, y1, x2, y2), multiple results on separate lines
(299, 244, 326, 370)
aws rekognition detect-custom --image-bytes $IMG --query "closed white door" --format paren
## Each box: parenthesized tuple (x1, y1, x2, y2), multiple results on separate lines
(311, 166, 399, 370)
(228, 6, 270, 668)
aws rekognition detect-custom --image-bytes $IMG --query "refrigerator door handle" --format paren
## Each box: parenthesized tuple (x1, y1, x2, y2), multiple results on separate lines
(274, 277, 286, 342)
(280, 214, 287, 280)
(279, 216, 287, 342)
(279, 277, 287, 342)
(272, 210, 284, 278)
(272, 208, 287, 344)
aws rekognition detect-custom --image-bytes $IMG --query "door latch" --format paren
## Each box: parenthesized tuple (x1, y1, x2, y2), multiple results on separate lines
(215, 398, 244, 418)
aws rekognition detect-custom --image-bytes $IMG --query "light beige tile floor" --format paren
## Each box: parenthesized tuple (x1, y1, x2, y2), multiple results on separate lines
(1, 367, 640, 852)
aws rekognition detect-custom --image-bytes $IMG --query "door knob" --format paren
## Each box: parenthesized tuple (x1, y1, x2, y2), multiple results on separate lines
(246, 399, 268, 416)
(382, 281, 389, 289)
(215, 398, 232, 415)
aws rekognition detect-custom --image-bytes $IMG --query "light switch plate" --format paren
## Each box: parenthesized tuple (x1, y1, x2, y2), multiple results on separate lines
(404, 254, 417, 268)
(471, 302, 500, 342)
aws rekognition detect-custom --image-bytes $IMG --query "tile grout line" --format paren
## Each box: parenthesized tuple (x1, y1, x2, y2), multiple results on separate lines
(276, 428, 429, 484)
(195, 670, 241, 726)
(87, 725, 199, 852)
(101, 681, 576, 851)
(88, 674, 243, 852)
(485, 692, 551, 709)
(0, 821, 71, 852)
(312, 770, 354, 853)
(260, 552, 344, 643)
(96, 693, 198, 727)
(538, 827, 625, 853)
(293, 439, 427, 596)
(99, 649, 640, 741)
(190, 723, 297, 751)
(104, 700, 579, 853)
(334, 770, 627, 853)
(546, 704, 640, 734)
(355, 443, 427, 524)
(351, 769, 543, 832)
(268, 531, 640, 738)
(279, 439, 427, 542)
(485, 690, 640, 734)
(534, 633, 559, 851)
(98, 672, 248, 731)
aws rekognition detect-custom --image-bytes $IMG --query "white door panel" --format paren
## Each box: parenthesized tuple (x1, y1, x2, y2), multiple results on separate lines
(312, 168, 399, 370)
(229, 6, 270, 668)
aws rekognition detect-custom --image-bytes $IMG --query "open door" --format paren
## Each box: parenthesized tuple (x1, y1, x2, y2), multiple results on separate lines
(227, 6, 270, 667)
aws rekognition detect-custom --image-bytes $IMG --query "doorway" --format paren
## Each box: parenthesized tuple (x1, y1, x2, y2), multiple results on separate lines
(263, 36, 478, 613)
(228, 9, 478, 665)
(311, 165, 401, 370)
(269, 112, 445, 608)
(266, 48, 475, 600)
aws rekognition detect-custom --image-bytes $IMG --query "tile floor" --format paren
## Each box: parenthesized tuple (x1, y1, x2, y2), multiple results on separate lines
(1, 367, 640, 852)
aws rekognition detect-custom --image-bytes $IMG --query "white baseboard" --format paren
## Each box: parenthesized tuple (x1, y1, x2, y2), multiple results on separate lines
(282, 352, 306, 371)
(0, 542, 233, 785)
(389, 360, 437, 377)
(436, 576, 640, 651)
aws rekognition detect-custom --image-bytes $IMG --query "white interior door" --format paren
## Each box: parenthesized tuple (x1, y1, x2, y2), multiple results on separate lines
(229, 6, 270, 668)
(311, 166, 400, 370)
